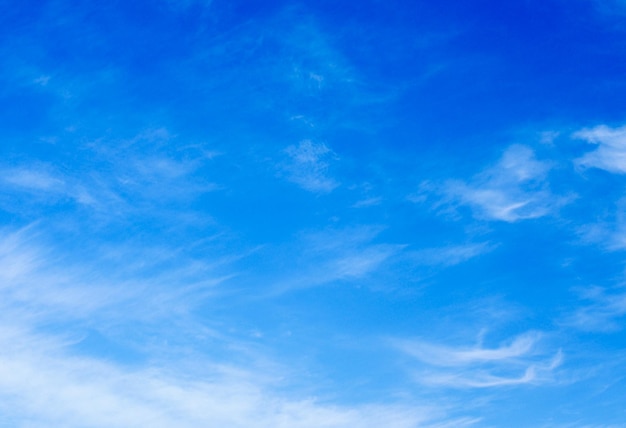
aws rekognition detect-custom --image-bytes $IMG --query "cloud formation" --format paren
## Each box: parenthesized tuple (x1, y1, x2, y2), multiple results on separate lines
(409, 242, 495, 266)
(562, 286, 626, 332)
(268, 226, 401, 293)
(574, 125, 626, 174)
(395, 332, 562, 388)
(577, 196, 626, 251)
(282, 140, 338, 193)
(5, 1, 626, 425)
(0, 226, 455, 428)
(0, 326, 449, 428)
(443, 145, 565, 222)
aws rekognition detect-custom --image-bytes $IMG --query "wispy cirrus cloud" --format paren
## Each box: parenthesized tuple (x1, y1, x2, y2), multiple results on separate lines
(0, 324, 458, 428)
(394, 331, 563, 388)
(352, 196, 383, 208)
(577, 197, 626, 251)
(574, 125, 626, 174)
(436, 145, 568, 222)
(0, 129, 220, 223)
(305, 228, 397, 280)
(408, 242, 495, 267)
(281, 140, 339, 193)
(0, 226, 470, 428)
(561, 286, 626, 332)
(0, 225, 232, 325)
(267, 226, 402, 294)
(2, 166, 65, 192)
(0, 163, 121, 211)
(543, 124, 626, 252)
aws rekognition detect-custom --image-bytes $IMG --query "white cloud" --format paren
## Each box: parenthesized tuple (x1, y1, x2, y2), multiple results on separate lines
(33, 75, 51, 86)
(442, 145, 566, 222)
(268, 226, 402, 294)
(409, 242, 495, 266)
(352, 196, 383, 208)
(0, 130, 220, 223)
(394, 331, 562, 389)
(2, 167, 65, 191)
(578, 197, 626, 251)
(0, 227, 472, 428)
(399, 333, 537, 367)
(0, 164, 101, 209)
(561, 286, 626, 332)
(0, 225, 238, 330)
(0, 326, 451, 428)
(0, 164, 122, 215)
(539, 130, 560, 145)
(574, 125, 626, 174)
(277, 12, 355, 96)
(282, 140, 338, 193)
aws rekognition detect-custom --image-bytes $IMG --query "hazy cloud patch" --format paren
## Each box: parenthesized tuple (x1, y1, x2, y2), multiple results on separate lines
(574, 125, 626, 174)
(282, 140, 339, 193)
(561, 286, 626, 332)
(394, 331, 562, 388)
(429, 145, 569, 222)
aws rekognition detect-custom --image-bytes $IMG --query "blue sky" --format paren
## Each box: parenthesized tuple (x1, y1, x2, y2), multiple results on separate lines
(2, 0, 626, 426)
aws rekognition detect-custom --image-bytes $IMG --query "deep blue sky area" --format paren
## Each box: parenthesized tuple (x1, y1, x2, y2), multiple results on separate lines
(1, 1, 626, 427)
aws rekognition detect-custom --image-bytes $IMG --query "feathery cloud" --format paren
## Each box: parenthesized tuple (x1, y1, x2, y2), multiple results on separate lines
(0, 325, 450, 428)
(266, 226, 402, 294)
(282, 140, 338, 193)
(394, 331, 562, 388)
(2, 167, 65, 192)
(574, 125, 626, 174)
(577, 196, 626, 251)
(561, 286, 626, 332)
(409, 242, 495, 266)
(441, 145, 567, 222)
(0, 228, 468, 428)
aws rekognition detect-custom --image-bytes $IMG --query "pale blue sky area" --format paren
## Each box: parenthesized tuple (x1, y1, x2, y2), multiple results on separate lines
(1, 1, 626, 426)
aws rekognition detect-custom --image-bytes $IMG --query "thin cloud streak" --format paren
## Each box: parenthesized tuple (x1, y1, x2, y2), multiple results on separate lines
(282, 140, 339, 193)
(2, 167, 65, 191)
(4, 2, 626, 425)
(409, 242, 495, 267)
(0, 327, 441, 428)
(267, 226, 402, 294)
(561, 286, 626, 332)
(436, 145, 568, 222)
(394, 332, 563, 389)
(0, 225, 236, 327)
(0, 226, 479, 427)
(574, 125, 626, 174)
(577, 197, 626, 251)
(398, 333, 537, 366)
(0, 130, 220, 224)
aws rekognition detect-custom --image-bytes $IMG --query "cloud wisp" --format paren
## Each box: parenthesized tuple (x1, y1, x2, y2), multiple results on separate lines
(394, 331, 562, 388)
(0, 325, 448, 428)
(408, 242, 495, 267)
(439, 145, 567, 222)
(266, 226, 402, 294)
(0, 226, 471, 428)
(281, 140, 339, 193)
(574, 125, 626, 174)
(2, 166, 65, 192)
(561, 286, 626, 333)
(5, 1, 626, 425)
(0, 129, 220, 224)
(0, 225, 235, 328)
(576, 195, 626, 251)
